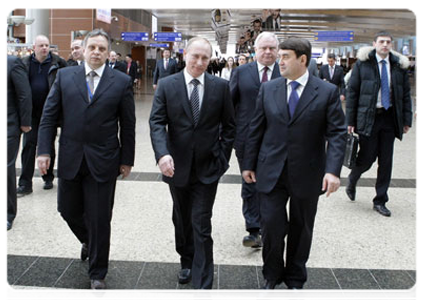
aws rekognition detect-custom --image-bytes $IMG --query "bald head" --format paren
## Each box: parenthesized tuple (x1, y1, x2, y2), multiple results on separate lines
(33, 35, 50, 62)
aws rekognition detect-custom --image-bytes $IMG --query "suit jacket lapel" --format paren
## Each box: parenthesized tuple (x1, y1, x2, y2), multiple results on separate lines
(248, 61, 261, 86)
(274, 78, 290, 121)
(73, 65, 90, 104)
(90, 65, 115, 105)
(198, 73, 214, 126)
(271, 62, 281, 79)
(173, 72, 193, 123)
(290, 76, 318, 124)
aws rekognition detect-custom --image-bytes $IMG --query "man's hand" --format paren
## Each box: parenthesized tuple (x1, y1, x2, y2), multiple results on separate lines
(120, 165, 132, 179)
(340, 95, 346, 101)
(37, 155, 51, 176)
(20, 126, 31, 133)
(158, 155, 174, 177)
(242, 170, 256, 184)
(322, 173, 340, 197)
(153, 84, 157, 90)
(403, 126, 410, 134)
(347, 126, 355, 134)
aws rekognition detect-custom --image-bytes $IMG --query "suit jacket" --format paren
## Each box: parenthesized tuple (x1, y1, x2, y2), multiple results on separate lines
(153, 58, 178, 85)
(37, 64, 136, 183)
(319, 64, 346, 96)
(149, 71, 235, 187)
(125, 61, 138, 83)
(7, 56, 32, 137)
(243, 74, 346, 198)
(229, 61, 280, 159)
(106, 60, 127, 74)
(308, 58, 319, 77)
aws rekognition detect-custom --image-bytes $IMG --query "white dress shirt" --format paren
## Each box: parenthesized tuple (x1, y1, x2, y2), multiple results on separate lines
(257, 62, 274, 82)
(376, 53, 391, 108)
(183, 68, 205, 110)
(84, 62, 106, 94)
(286, 70, 309, 103)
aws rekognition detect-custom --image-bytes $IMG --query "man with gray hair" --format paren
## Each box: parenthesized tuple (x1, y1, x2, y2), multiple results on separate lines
(17, 35, 67, 197)
(37, 29, 136, 289)
(229, 31, 281, 249)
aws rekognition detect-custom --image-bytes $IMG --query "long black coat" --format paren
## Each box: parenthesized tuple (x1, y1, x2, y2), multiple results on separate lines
(346, 47, 412, 140)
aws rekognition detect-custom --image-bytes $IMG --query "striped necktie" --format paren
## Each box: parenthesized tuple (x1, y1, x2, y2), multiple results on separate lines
(190, 79, 200, 125)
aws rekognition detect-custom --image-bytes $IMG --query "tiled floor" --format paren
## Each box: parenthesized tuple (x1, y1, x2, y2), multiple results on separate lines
(7, 78, 417, 299)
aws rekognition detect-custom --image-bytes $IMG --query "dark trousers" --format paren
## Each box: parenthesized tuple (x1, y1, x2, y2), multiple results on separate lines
(349, 108, 396, 205)
(8, 131, 21, 223)
(237, 157, 260, 232)
(260, 166, 319, 288)
(19, 117, 56, 188)
(169, 170, 218, 289)
(58, 158, 116, 280)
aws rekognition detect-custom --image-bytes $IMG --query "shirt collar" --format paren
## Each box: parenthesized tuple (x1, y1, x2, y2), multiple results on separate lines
(287, 70, 309, 87)
(183, 68, 205, 86)
(376, 53, 390, 64)
(85, 62, 106, 77)
(257, 61, 274, 73)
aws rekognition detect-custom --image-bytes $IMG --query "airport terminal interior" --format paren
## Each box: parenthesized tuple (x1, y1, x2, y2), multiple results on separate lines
(6, 7, 417, 298)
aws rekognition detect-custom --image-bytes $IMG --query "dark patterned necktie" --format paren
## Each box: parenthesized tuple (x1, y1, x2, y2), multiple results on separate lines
(288, 81, 300, 117)
(190, 79, 200, 125)
(381, 60, 390, 110)
(261, 66, 269, 83)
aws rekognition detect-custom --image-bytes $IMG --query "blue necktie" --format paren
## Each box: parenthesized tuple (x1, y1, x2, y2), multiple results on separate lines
(381, 60, 390, 110)
(288, 81, 300, 117)
(190, 79, 200, 125)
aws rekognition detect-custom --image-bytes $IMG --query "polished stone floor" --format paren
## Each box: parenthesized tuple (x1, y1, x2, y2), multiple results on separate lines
(6, 77, 417, 299)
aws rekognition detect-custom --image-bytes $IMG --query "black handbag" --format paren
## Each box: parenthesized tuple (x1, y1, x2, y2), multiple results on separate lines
(343, 133, 359, 169)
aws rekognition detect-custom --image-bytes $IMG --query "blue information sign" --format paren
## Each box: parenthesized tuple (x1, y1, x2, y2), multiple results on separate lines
(149, 43, 170, 48)
(314, 31, 354, 42)
(154, 32, 182, 42)
(121, 32, 149, 42)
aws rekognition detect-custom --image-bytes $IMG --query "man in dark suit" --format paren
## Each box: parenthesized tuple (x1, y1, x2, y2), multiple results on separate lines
(242, 38, 346, 289)
(7, 56, 32, 230)
(229, 31, 280, 249)
(125, 54, 138, 85)
(346, 31, 412, 217)
(153, 48, 178, 90)
(107, 51, 126, 73)
(67, 39, 84, 66)
(36, 29, 136, 290)
(319, 53, 346, 101)
(149, 37, 235, 289)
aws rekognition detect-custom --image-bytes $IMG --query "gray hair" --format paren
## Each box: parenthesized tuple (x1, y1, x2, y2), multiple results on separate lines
(83, 28, 111, 51)
(254, 32, 279, 50)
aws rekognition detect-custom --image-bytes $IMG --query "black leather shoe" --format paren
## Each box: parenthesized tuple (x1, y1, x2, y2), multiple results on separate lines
(346, 183, 356, 201)
(17, 186, 33, 197)
(7, 221, 13, 231)
(178, 268, 192, 284)
(194, 288, 212, 300)
(43, 181, 53, 190)
(242, 233, 262, 248)
(81, 243, 88, 261)
(288, 287, 304, 300)
(373, 204, 391, 217)
(256, 280, 276, 300)
(91, 279, 106, 289)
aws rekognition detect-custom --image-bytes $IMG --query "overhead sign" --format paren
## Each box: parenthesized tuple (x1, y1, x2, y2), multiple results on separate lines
(154, 32, 182, 42)
(314, 31, 354, 42)
(149, 43, 170, 48)
(121, 32, 149, 42)
(96, 9, 111, 24)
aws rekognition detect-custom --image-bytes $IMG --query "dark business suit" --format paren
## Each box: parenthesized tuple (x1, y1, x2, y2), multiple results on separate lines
(125, 61, 138, 83)
(7, 56, 32, 224)
(319, 64, 346, 96)
(229, 61, 280, 233)
(149, 71, 235, 289)
(153, 58, 178, 85)
(243, 74, 346, 287)
(106, 59, 127, 73)
(37, 64, 135, 279)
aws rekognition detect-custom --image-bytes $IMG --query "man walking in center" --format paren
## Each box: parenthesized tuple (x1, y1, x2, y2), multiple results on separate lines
(149, 37, 235, 289)
(345, 31, 412, 217)
(153, 48, 178, 90)
(37, 29, 135, 289)
(242, 38, 346, 289)
(229, 31, 280, 249)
